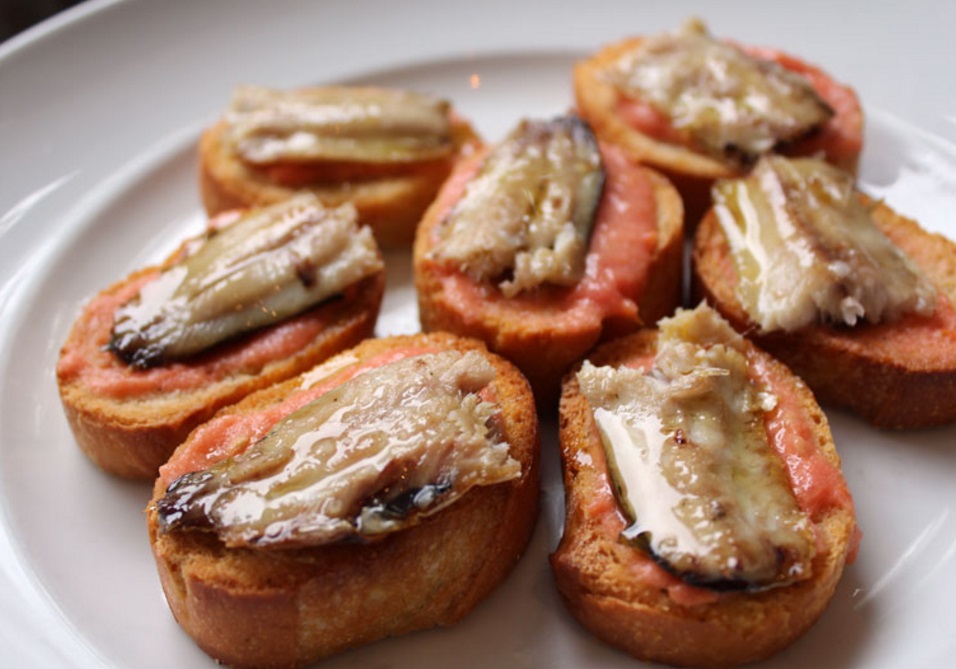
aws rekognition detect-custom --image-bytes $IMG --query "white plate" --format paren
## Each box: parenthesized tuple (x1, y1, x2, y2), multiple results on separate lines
(2, 1, 955, 668)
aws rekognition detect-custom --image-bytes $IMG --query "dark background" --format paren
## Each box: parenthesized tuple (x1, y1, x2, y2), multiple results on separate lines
(1, 0, 84, 42)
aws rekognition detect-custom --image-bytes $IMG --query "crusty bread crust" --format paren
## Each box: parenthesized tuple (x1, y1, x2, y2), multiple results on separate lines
(551, 330, 857, 668)
(147, 333, 541, 669)
(199, 104, 481, 247)
(57, 261, 385, 480)
(413, 159, 684, 409)
(573, 36, 862, 225)
(692, 198, 956, 428)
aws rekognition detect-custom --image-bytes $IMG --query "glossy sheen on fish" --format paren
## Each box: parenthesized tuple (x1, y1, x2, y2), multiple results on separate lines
(225, 84, 454, 164)
(576, 305, 816, 590)
(713, 155, 937, 332)
(155, 350, 521, 548)
(611, 20, 833, 164)
(429, 116, 605, 297)
(109, 194, 383, 367)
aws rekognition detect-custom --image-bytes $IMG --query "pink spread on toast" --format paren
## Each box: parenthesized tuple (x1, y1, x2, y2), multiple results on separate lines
(56, 272, 343, 399)
(615, 44, 863, 168)
(837, 295, 956, 369)
(615, 97, 685, 145)
(580, 343, 856, 606)
(836, 221, 956, 369)
(159, 346, 435, 486)
(746, 354, 854, 517)
(426, 141, 658, 333)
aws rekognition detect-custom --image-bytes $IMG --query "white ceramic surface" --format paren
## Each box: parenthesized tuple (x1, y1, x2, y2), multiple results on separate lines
(1, 1, 954, 668)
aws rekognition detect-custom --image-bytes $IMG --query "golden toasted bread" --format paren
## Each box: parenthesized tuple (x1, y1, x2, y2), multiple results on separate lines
(552, 319, 858, 667)
(414, 136, 683, 408)
(57, 202, 385, 478)
(574, 30, 863, 223)
(147, 333, 540, 669)
(199, 85, 481, 247)
(692, 197, 956, 428)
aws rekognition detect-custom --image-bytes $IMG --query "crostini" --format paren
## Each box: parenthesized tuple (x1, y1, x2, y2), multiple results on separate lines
(574, 19, 863, 221)
(693, 154, 956, 428)
(414, 114, 684, 407)
(57, 194, 385, 478)
(199, 84, 481, 246)
(147, 332, 540, 669)
(551, 304, 859, 668)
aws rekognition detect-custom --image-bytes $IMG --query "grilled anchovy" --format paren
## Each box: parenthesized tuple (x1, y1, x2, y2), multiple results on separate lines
(431, 115, 604, 297)
(612, 19, 833, 165)
(577, 305, 816, 591)
(713, 155, 937, 332)
(109, 194, 382, 367)
(156, 350, 521, 548)
(226, 84, 453, 164)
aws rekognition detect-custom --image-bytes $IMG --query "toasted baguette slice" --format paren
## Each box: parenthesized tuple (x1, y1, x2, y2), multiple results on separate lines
(693, 198, 956, 428)
(574, 33, 863, 223)
(57, 211, 385, 479)
(414, 141, 684, 408)
(146, 332, 540, 669)
(552, 324, 858, 668)
(199, 86, 481, 247)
